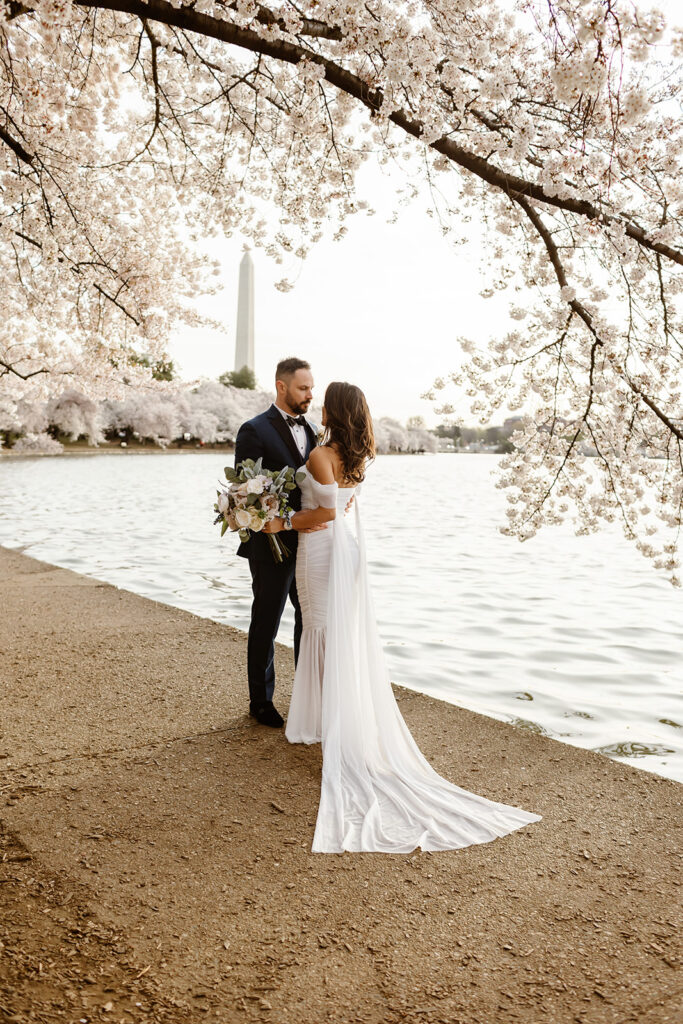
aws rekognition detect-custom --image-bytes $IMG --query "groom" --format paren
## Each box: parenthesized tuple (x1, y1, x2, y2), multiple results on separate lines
(234, 357, 322, 727)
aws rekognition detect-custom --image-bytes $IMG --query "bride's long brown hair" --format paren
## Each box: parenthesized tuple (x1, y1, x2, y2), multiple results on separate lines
(322, 381, 376, 485)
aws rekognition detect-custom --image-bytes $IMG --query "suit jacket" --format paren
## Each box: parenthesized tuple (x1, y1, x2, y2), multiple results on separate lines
(233, 404, 318, 561)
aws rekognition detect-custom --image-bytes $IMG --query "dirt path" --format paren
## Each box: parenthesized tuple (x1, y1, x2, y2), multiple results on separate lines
(1, 546, 680, 1023)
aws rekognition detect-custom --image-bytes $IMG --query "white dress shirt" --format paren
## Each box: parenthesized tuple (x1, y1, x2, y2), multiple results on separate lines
(275, 404, 308, 459)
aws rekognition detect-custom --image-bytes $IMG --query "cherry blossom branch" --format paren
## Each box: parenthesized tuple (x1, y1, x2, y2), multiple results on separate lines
(0, 122, 35, 167)
(142, 20, 162, 148)
(513, 194, 601, 340)
(224, 1, 343, 41)
(3, 218, 143, 328)
(67, 0, 683, 268)
(0, 358, 49, 380)
(513, 192, 683, 444)
(92, 283, 141, 326)
(627, 381, 683, 442)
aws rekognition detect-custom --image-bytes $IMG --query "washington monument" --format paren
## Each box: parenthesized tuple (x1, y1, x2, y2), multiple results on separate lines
(234, 250, 255, 373)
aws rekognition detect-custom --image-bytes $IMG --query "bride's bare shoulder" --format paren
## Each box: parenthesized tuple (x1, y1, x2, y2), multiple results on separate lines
(307, 445, 337, 485)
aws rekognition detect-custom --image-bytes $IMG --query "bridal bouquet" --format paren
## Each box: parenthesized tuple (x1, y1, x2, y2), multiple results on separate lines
(213, 458, 297, 563)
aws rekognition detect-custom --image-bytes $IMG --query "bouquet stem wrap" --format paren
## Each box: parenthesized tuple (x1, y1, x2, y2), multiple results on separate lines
(266, 533, 290, 564)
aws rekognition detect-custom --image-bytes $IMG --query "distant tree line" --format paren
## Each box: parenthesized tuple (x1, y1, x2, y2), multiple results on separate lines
(433, 420, 521, 454)
(1, 373, 438, 455)
(1, 349, 513, 455)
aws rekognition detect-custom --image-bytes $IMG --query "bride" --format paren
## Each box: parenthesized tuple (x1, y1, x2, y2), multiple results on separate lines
(265, 381, 541, 854)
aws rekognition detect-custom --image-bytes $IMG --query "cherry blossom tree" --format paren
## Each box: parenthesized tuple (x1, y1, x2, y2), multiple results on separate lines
(101, 379, 272, 442)
(11, 431, 63, 452)
(187, 380, 271, 439)
(1, 1, 682, 575)
(47, 387, 103, 442)
(373, 416, 438, 453)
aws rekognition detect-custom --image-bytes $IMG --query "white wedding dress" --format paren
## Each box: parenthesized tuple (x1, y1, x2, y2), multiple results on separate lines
(286, 465, 541, 854)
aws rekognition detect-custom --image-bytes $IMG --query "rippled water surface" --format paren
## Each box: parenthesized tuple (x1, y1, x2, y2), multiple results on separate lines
(1, 452, 681, 781)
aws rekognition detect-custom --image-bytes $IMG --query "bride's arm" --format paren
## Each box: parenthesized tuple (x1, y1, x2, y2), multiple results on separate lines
(291, 505, 335, 530)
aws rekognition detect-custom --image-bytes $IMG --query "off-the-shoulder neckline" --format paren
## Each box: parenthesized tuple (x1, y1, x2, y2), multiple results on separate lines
(302, 463, 356, 491)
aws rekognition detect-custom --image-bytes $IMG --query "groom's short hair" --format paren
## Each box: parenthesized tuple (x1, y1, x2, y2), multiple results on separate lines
(276, 357, 310, 382)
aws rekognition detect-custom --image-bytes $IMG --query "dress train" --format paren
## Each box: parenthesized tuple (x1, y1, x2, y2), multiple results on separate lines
(286, 468, 541, 854)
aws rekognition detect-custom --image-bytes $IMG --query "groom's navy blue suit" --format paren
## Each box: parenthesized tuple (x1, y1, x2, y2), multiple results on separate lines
(234, 404, 317, 707)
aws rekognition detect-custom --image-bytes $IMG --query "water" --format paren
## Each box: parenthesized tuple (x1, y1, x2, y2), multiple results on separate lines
(1, 451, 681, 782)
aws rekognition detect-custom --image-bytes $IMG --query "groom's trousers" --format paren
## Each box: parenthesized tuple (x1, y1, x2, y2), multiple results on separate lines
(247, 555, 303, 706)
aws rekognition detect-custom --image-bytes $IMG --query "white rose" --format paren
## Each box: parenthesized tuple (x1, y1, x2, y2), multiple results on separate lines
(249, 513, 264, 532)
(247, 477, 265, 495)
(237, 481, 250, 495)
(234, 508, 251, 528)
(217, 492, 230, 513)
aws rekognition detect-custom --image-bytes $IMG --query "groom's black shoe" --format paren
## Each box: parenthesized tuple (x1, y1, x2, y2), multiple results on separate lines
(249, 701, 284, 728)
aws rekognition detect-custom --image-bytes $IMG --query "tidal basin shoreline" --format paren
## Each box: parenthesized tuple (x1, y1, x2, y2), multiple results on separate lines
(1, 545, 680, 1024)
(2, 449, 681, 782)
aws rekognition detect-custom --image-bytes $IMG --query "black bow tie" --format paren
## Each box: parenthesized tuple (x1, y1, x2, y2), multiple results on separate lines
(286, 415, 306, 427)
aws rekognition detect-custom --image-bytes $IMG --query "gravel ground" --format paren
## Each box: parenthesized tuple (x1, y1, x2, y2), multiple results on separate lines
(1, 545, 681, 1024)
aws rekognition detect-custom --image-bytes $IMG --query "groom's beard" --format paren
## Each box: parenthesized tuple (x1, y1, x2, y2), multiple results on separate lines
(287, 397, 312, 415)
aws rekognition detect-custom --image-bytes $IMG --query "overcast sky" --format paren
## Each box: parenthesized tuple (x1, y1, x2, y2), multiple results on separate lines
(168, 1, 679, 426)
(170, 164, 509, 425)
